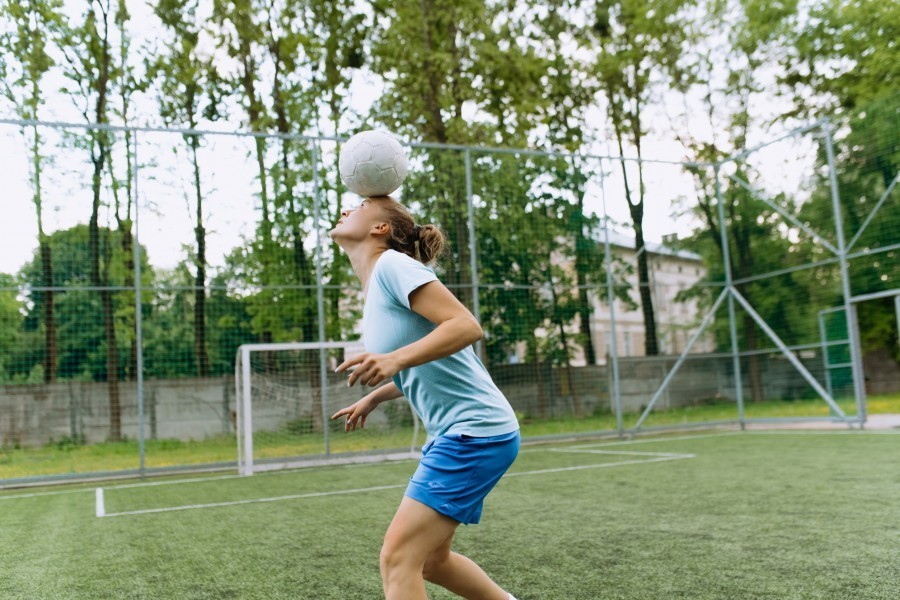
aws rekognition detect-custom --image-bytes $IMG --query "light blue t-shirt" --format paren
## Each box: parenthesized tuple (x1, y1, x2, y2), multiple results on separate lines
(362, 250, 519, 440)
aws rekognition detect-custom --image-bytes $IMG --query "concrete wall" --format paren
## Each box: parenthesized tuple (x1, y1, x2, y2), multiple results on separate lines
(0, 352, 849, 448)
(864, 349, 900, 395)
(0, 377, 235, 447)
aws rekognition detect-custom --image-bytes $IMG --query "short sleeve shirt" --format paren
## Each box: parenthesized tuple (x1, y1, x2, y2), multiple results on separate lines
(362, 250, 519, 440)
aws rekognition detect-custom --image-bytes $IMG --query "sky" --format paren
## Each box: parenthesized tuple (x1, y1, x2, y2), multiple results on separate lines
(0, 1, 818, 278)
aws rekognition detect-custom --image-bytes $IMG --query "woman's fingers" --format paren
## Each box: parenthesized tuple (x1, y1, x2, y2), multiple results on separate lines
(335, 354, 364, 374)
(348, 358, 388, 387)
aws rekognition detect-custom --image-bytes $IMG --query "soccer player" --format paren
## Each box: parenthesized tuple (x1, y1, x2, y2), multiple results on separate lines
(330, 196, 520, 600)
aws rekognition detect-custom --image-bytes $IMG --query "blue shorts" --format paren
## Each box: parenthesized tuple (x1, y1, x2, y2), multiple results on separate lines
(405, 430, 520, 525)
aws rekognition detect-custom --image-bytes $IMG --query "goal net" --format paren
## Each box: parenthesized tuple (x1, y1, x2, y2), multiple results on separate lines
(235, 341, 421, 475)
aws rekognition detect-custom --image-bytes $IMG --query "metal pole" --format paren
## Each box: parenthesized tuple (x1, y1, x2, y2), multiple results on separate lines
(235, 350, 243, 473)
(465, 148, 482, 359)
(895, 295, 900, 357)
(824, 122, 867, 427)
(134, 130, 146, 475)
(599, 160, 623, 437)
(714, 164, 745, 430)
(632, 289, 730, 431)
(818, 309, 835, 401)
(0, 117, 714, 168)
(241, 346, 253, 475)
(732, 288, 848, 419)
(311, 140, 330, 455)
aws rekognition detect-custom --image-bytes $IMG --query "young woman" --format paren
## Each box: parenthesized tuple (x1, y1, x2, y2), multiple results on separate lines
(330, 196, 520, 600)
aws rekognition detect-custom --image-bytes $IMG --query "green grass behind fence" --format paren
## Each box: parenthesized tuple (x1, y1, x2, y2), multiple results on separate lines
(1, 393, 898, 481)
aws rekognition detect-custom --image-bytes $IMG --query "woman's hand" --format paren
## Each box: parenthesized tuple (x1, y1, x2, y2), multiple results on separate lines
(331, 394, 379, 431)
(335, 352, 403, 388)
(330, 382, 405, 432)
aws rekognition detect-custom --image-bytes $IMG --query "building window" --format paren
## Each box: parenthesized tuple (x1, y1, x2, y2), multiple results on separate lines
(624, 331, 632, 356)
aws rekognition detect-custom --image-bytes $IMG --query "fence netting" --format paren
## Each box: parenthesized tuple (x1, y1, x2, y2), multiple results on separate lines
(0, 112, 896, 484)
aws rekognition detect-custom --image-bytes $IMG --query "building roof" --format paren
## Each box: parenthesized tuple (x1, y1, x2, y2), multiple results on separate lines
(593, 229, 703, 262)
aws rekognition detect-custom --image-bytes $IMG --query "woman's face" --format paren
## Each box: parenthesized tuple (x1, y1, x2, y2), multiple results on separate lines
(330, 198, 384, 243)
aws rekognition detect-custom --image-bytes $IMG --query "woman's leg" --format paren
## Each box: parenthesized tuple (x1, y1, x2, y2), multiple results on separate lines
(422, 532, 509, 600)
(381, 496, 509, 600)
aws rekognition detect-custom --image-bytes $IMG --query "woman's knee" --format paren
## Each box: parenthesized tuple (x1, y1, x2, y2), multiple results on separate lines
(380, 536, 417, 576)
(421, 547, 451, 582)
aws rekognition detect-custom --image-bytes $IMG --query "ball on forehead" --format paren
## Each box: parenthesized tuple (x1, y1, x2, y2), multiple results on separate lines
(339, 130, 408, 197)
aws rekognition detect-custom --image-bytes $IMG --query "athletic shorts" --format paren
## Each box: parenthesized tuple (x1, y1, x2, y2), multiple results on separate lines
(405, 430, 520, 525)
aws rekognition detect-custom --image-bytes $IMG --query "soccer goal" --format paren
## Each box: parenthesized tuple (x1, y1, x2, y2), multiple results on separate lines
(235, 341, 422, 476)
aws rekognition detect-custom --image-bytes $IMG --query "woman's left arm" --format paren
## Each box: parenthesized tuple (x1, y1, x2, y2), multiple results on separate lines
(337, 281, 482, 387)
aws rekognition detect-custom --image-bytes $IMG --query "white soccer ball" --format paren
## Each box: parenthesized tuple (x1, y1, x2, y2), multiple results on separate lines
(339, 130, 408, 197)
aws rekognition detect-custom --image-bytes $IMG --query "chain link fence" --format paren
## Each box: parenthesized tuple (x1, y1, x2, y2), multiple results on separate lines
(0, 110, 897, 485)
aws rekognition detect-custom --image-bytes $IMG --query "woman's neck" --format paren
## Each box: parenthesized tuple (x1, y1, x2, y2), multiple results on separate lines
(347, 245, 388, 294)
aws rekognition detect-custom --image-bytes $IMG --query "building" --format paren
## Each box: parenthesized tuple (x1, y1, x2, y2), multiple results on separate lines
(585, 230, 715, 364)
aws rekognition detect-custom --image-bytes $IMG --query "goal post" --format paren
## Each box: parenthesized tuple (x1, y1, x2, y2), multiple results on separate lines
(235, 341, 421, 476)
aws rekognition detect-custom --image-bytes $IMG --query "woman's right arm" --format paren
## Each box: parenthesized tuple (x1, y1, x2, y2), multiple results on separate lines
(331, 381, 405, 431)
(368, 381, 404, 404)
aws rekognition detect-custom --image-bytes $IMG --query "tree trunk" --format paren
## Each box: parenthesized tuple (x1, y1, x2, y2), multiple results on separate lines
(33, 124, 57, 383)
(632, 222, 659, 355)
(614, 125, 658, 356)
(572, 163, 597, 365)
(40, 240, 57, 383)
(732, 202, 764, 402)
(190, 135, 210, 377)
(550, 280, 582, 416)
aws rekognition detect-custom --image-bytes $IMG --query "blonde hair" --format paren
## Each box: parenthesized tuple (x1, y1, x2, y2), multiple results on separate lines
(370, 197, 446, 266)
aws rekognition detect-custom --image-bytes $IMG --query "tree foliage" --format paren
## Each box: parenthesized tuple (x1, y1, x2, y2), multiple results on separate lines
(0, 0, 896, 389)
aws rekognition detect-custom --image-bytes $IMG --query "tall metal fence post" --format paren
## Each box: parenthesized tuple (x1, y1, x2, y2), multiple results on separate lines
(599, 160, 623, 437)
(134, 130, 146, 475)
(714, 163, 746, 429)
(895, 295, 900, 356)
(465, 148, 482, 360)
(312, 140, 330, 454)
(824, 121, 867, 426)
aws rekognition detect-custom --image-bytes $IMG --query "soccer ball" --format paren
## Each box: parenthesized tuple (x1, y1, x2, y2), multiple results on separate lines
(339, 130, 408, 197)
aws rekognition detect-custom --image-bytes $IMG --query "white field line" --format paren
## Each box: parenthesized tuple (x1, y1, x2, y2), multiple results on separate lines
(0, 455, 419, 501)
(97, 448, 695, 518)
(0, 431, 758, 503)
(504, 453, 695, 478)
(101, 484, 408, 518)
(517, 431, 741, 454)
(3, 429, 892, 504)
(95, 488, 105, 518)
(548, 447, 695, 458)
(0, 488, 94, 501)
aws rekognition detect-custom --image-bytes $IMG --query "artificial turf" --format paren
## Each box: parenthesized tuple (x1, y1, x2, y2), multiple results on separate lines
(1, 430, 898, 599)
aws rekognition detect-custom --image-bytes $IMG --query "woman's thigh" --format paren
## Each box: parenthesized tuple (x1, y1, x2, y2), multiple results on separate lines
(382, 496, 459, 565)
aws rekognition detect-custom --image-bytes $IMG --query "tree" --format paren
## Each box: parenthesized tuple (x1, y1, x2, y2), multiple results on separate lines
(578, 0, 695, 356)
(211, 0, 276, 345)
(108, 0, 142, 380)
(307, 0, 366, 344)
(149, 0, 224, 377)
(18, 225, 153, 382)
(260, 0, 319, 345)
(784, 0, 899, 119)
(59, 0, 122, 439)
(0, 0, 65, 382)
(370, 0, 553, 364)
(527, 0, 605, 365)
(0, 274, 24, 382)
(668, 0, 802, 401)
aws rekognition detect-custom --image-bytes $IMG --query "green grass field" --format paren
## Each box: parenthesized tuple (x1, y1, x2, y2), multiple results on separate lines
(1, 430, 898, 599)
